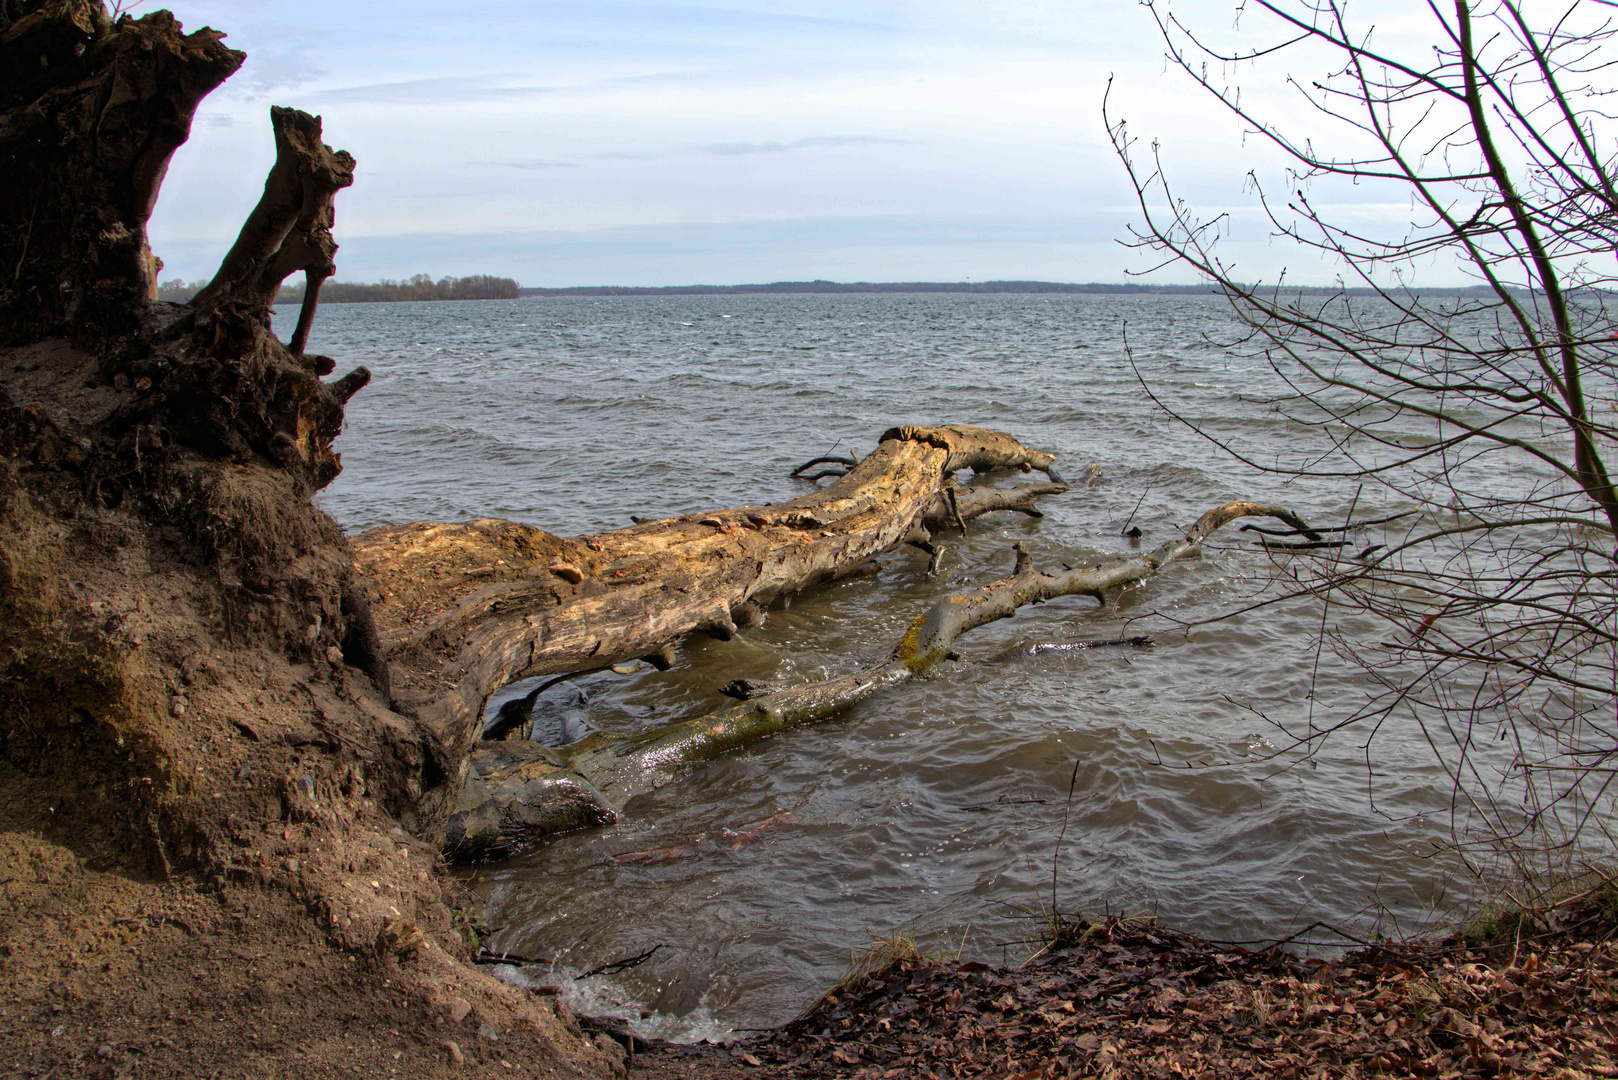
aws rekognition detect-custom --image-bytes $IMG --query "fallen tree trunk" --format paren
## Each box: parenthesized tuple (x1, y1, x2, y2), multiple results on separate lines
(444, 500, 1317, 859)
(351, 424, 1067, 819)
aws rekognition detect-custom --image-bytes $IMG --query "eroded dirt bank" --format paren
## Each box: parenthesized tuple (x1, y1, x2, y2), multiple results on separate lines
(0, 339, 621, 1080)
(0, 765, 629, 1080)
(0, 1, 626, 1072)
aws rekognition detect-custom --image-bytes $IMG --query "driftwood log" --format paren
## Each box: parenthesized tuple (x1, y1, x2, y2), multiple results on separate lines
(443, 500, 1317, 859)
(351, 425, 1068, 830)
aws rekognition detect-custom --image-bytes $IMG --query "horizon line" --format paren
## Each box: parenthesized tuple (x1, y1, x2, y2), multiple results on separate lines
(508, 278, 1502, 296)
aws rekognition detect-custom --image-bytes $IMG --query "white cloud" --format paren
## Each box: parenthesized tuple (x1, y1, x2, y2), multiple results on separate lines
(146, 0, 1476, 286)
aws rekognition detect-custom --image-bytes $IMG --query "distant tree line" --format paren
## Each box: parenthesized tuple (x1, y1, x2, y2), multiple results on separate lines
(279, 274, 520, 304)
(516, 279, 1215, 297)
(157, 274, 521, 305)
(155, 278, 211, 302)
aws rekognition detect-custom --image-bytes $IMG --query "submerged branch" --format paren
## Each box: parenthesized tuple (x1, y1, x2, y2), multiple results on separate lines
(445, 500, 1311, 859)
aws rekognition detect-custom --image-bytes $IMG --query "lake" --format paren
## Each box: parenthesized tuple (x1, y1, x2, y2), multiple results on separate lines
(285, 292, 1482, 1038)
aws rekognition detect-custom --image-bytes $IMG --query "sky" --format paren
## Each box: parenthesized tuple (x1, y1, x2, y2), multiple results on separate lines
(142, 0, 1453, 288)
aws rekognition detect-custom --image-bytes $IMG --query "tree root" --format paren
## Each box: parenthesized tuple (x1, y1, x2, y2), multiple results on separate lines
(444, 500, 1313, 859)
(191, 107, 355, 325)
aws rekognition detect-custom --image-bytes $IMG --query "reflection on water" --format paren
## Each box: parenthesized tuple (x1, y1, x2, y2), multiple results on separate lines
(293, 294, 1485, 1034)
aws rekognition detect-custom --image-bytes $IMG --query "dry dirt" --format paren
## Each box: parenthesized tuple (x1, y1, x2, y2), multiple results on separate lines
(0, 761, 643, 1080)
(0, 332, 625, 1080)
(0, 760, 632, 1080)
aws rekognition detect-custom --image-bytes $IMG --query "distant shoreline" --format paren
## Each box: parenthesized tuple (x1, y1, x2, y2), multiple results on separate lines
(516, 279, 1504, 297)
(242, 277, 1524, 305)
(515, 280, 1219, 297)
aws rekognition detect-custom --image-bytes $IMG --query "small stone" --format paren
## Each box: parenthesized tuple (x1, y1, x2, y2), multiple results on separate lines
(378, 918, 424, 959)
(446, 997, 472, 1024)
(97, 1045, 113, 1058)
(283, 859, 299, 874)
(478, 1022, 499, 1042)
(325, 645, 345, 666)
(442, 1040, 464, 1067)
(169, 697, 186, 717)
(547, 561, 583, 584)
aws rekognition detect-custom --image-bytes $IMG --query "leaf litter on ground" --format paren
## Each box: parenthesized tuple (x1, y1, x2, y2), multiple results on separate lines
(628, 893, 1618, 1079)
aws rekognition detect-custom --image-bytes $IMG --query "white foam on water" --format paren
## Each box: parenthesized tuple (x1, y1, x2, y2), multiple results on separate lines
(489, 962, 739, 1045)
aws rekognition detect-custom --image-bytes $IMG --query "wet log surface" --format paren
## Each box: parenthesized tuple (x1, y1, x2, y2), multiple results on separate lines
(351, 424, 1066, 832)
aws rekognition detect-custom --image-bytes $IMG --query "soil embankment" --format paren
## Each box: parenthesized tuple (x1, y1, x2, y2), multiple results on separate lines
(0, 761, 619, 1079)
(0, 4, 620, 1074)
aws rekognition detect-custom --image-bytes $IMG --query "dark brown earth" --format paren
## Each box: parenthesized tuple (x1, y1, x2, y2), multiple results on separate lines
(0, 761, 625, 1080)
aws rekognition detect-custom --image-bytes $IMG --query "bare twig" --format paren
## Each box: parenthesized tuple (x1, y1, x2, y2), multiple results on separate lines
(576, 945, 663, 980)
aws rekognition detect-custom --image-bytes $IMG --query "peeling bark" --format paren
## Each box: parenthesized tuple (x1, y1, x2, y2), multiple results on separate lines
(444, 500, 1315, 859)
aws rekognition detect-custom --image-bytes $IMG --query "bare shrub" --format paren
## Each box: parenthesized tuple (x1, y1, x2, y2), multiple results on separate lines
(1109, 0, 1618, 886)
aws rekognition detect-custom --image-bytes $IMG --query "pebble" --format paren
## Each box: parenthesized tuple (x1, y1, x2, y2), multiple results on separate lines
(447, 996, 472, 1023)
(442, 1040, 464, 1067)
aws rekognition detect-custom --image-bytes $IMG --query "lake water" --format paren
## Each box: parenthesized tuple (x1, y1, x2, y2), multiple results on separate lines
(285, 293, 1483, 1038)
